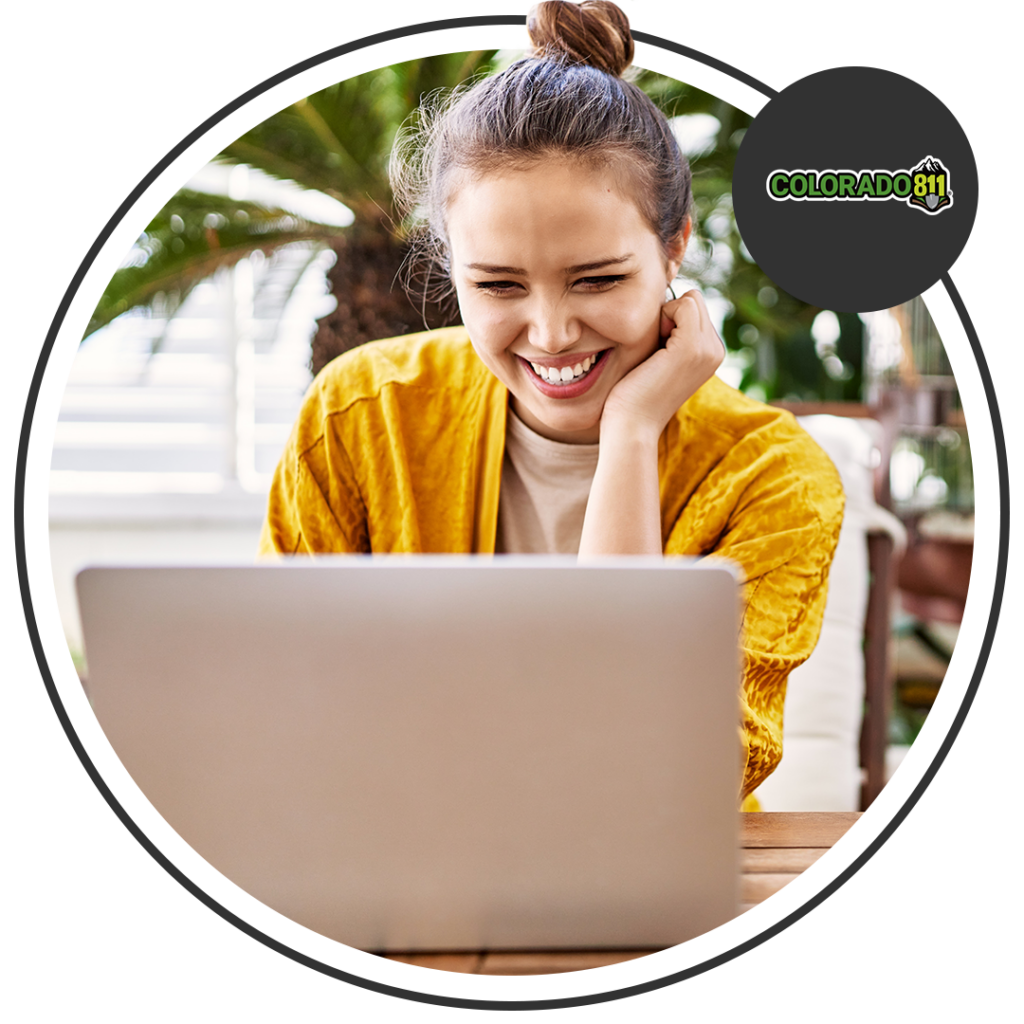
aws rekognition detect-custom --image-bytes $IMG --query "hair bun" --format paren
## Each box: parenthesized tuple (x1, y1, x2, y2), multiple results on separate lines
(527, 0, 634, 77)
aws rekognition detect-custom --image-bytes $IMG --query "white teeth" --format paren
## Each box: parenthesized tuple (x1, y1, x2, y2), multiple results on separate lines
(530, 353, 601, 384)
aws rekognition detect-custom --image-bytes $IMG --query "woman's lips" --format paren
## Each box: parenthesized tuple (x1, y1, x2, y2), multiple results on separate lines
(517, 350, 609, 399)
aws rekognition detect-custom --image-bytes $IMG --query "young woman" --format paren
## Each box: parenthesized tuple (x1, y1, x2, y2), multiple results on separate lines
(259, 0, 844, 801)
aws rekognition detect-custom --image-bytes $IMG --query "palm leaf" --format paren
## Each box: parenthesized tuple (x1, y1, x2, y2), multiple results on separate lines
(86, 190, 342, 337)
(218, 51, 499, 219)
(84, 52, 499, 346)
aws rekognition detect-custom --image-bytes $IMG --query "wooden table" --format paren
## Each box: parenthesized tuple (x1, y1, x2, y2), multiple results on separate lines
(378, 812, 861, 975)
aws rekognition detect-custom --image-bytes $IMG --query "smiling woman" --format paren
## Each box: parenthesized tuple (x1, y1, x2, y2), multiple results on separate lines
(259, 0, 844, 800)
(448, 159, 685, 445)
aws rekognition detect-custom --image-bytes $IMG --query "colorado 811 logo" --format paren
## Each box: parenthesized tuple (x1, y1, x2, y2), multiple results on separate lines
(766, 155, 953, 215)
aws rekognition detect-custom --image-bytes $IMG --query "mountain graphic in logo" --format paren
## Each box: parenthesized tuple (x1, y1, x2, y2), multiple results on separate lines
(908, 156, 953, 215)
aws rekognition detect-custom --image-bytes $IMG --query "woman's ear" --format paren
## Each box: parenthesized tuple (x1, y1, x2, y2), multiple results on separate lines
(665, 217, 691, 280)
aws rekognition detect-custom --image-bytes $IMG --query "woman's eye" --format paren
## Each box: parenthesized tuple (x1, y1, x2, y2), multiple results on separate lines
(474, 280, 521, 294)
(472, 275, 626, 295)
(576, 275, 626, 290)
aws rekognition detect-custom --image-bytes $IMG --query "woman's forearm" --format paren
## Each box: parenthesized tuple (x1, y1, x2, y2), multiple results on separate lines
(576, 292, 723, 559)
(578, 419, 663, 557)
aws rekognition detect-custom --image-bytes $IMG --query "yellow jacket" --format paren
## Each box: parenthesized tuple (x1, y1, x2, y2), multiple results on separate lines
(260, 327, 845, 797)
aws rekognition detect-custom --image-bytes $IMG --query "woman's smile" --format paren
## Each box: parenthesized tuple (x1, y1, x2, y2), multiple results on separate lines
(518, 349, 609, 396)
(446, 157, 682, 444)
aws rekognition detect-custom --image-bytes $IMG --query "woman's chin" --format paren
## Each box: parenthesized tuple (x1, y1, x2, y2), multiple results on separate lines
(511, 394, 603, 444)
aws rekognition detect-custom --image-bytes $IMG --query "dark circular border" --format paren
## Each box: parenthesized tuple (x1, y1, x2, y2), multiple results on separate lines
(14, 16, 1008, 1012)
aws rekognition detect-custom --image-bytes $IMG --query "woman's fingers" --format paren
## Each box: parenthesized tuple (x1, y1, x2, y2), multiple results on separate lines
(661, 290, 719, 342)
(660, 289, 726, 369)
(604, 289, 726, 439)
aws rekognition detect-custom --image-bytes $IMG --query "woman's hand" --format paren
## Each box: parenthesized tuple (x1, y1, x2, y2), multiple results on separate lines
(600, 289, 726, 443)
(578, 289, 724, 557)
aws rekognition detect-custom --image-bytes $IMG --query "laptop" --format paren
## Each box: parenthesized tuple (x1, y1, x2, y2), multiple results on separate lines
(77, 556, 742, 952)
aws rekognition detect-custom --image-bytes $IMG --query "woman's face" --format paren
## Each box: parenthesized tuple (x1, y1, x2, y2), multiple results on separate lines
(446, 157, 683, 444)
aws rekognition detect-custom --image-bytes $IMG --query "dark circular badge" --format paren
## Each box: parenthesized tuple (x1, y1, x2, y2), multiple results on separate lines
(733, 67, 977, 311)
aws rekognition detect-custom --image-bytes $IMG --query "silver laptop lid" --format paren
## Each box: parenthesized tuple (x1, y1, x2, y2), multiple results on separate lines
(78, 557, 741, 952)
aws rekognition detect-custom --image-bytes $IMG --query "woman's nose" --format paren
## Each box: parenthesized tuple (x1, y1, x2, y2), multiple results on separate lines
(527, 298, 581, 353)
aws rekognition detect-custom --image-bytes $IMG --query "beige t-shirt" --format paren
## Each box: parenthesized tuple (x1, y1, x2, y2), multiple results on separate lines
(494, 408, 600, 555)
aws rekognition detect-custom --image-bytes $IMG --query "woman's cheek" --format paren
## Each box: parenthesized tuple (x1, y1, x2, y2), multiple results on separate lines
(607, 295, 660, 344)
(615, 315, 662, 364)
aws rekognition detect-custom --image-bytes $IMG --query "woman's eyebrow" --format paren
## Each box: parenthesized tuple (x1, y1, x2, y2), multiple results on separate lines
(564, 255, 633, 274)
(464, 256, 634, 275)
(465, 262, 528, 275)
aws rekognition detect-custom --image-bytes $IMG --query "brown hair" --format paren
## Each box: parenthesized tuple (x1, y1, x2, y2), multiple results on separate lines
(391, 1, 692, 311)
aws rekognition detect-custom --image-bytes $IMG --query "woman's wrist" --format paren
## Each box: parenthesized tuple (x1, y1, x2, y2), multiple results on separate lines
(578, 411, 664, 558)
(597, 408, 664, 452)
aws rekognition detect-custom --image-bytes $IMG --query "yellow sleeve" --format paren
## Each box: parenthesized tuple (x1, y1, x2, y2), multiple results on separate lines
(257, 381, 370, 557)
(735, 549, 838, 797)
(663, 386, 846, 798)
(712, 451, 845, 798)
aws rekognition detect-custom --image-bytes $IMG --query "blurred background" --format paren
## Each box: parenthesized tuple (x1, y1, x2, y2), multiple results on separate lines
(50, 52, 973, 805)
